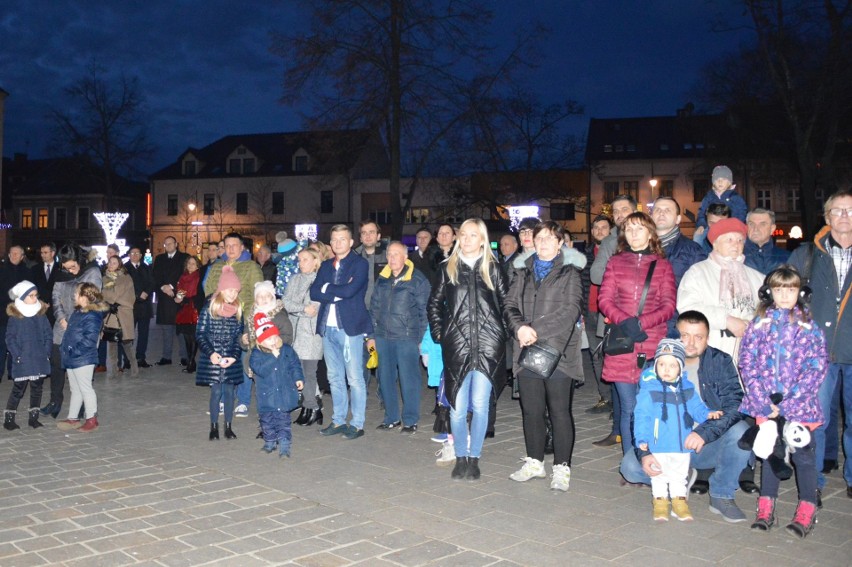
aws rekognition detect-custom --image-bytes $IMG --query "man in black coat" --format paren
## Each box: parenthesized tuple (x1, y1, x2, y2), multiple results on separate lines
(0, 245, 33, 378)
(125, 246, 155, 367)
(152, 236, 188, 365)
(31, 242, 60, 326)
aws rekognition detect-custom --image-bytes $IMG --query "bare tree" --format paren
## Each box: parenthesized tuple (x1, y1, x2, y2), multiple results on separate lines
(249, 178, 282, 245)
(49, 61, 155, 211)
(271, 1, 536, 238)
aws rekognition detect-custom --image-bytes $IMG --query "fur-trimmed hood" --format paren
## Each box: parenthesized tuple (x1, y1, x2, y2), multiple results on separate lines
(512, 246, 588, 271)
(6, 300, 50, 318)
(78, 301, 110, 314)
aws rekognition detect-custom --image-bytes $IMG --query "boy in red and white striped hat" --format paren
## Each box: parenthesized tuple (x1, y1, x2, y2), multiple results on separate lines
(248, 313, 304, 457)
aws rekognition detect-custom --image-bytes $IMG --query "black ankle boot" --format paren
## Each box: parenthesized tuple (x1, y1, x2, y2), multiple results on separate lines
(305, 409, 322, 426)
(451, 457, 469, 480)
(3, 411, 19, 431)
(40, 402, 61, 419)
(294, 407, 307, 425)
(209, 422, 219, 440)
(224, 422, 237, 439)
(466, 457, 481, 480)
(28, 409, 43, 429)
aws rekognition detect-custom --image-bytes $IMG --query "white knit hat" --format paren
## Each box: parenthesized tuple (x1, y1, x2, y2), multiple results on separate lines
(9, 280, 37, 301)
(254, 280, 276, 300)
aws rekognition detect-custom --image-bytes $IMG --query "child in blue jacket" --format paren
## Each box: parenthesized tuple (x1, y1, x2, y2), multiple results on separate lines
(249, 313, 304, 457)
(634, 339, 720, 522)
(694, 165, 748, 244)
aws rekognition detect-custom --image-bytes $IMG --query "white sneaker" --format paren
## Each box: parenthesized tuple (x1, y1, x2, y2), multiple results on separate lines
(509, 457, 546, 482)
(550, 463, 571, 491)
(435, 442, 455, 466)
(234, 404, 248, 417)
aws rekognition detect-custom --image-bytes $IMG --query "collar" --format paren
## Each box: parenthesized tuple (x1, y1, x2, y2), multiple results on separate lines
(379, 259, 414, 281)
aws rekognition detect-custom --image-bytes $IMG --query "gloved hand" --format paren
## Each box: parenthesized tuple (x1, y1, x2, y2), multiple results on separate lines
(109, 303, 119, 314)
(619, 317, 647, 342)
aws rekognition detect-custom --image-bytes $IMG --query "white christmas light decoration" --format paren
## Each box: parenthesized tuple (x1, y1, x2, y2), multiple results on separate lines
(93, 212, 130, 261)
(295, 224, 318, 241)
(507, 206, 540, 231)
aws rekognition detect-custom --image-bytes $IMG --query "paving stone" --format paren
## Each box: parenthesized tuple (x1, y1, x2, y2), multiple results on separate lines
(382, 539, 463, 566)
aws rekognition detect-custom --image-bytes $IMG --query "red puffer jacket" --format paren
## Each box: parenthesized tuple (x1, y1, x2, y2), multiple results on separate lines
(598, 251, 676, 384)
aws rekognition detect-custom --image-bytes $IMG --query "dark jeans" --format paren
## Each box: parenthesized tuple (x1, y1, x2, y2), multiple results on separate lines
(47, 344, 65, 407)
(760, 438, 818, 504)
(210, 383, 236, 423)
(259, 410, 292, 449)
(518, 373, 577, 465)
(6, 378, 44, 411)
(135, 316, 151, 362)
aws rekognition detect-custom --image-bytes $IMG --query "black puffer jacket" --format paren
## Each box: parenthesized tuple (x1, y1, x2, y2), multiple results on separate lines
(504, 247, 586, 381)
(427, 256, 508, 407)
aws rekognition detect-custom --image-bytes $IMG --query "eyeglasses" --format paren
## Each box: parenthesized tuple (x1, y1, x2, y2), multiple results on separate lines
(534, 235, 559, 244)
(828, 207, 852, 217)
(519, 229, 534, 236)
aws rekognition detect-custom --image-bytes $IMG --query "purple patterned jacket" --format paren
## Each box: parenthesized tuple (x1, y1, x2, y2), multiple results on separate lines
(738, 307, 827, 425)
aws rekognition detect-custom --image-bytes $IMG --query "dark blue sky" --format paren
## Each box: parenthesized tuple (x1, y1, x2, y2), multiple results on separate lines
(1, 1, 753, 174)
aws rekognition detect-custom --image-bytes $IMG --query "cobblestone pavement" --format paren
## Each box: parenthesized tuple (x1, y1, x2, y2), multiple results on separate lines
(1, 360, 850, 566)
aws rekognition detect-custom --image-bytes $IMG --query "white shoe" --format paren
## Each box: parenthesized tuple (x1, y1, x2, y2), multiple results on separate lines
(509, 457, 546, 482)
(234, 404, 248, 417)
(550, 463, 571, 491)
(435, 442, 455, 466)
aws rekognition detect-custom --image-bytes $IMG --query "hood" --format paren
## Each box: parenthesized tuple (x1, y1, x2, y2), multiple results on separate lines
(813, 225, 832, 253)
(513, 246, 587, 270)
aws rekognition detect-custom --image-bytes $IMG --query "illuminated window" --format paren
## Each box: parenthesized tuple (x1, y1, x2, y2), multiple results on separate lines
(38, 208, 49, 228)
(21, 209, 33, 229)
(604, 181, 619, 203)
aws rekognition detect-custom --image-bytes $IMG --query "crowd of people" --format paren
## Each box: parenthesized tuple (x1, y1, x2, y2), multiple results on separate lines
(1, 169, 850, 539)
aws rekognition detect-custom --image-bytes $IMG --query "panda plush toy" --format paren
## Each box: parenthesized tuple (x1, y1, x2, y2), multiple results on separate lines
(737, 392, 810, 481)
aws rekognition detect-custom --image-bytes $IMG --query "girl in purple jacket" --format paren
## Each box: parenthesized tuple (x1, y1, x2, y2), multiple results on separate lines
(738, 265, 827, 539)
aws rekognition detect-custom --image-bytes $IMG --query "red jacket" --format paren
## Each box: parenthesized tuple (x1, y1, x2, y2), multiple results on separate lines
(598, 251, 676, 384)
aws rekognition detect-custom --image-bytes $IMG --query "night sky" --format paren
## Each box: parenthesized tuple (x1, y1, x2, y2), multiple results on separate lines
(1, 1, 753, 175)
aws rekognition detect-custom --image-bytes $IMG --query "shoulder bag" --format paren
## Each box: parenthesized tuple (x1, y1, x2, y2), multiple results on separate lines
(601, 260, 657, 356)
(101, 311, 123, 343)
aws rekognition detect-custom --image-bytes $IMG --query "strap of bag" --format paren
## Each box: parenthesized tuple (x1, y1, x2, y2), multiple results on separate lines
(636, 260, 657, 317)
(522, 264, 576, 358)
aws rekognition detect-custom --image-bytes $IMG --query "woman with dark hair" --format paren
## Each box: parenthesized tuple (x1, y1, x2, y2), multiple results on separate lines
(429, 223, 456, 274)
(427, 218, 508, 481)
(175, 255, 203, 373)
(504, 220, 587, 491)
(598, 212, 677, 458)
(40, 244, 102, 418)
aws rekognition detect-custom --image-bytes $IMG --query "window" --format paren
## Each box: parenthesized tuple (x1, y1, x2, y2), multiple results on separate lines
(815, 188, 825, 211)
(658, 180, 674, 198)
(604, 181, 619, 203)
(603, 145, 613, 153)
(369, 211, 392, 225)
(183, 160, 196, 175)
(623, 180, 638, 200)
(229, 158, 241, 174)
(786, 187, 800, 212)
(272, 192, 285, 215)
(406, 208, 430, 224)
(55, 207, 67, 230)
(320, 190, 333, 214)
(693, 179, 709, 203)
(21, 208, 32, 230)
(203, 194, 215, 216)
(236, 192, 248, 215)
(38, 208, 49, 229)
(757, 188, 772, 210)
(550, 202, 575, 221)
(243, 158, 255, 174)
(77, 207, 90, 230)
(167, 194, 178, 216)
(294, 155, 308, 172)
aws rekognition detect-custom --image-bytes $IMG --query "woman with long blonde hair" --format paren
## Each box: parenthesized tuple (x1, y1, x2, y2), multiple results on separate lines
(427, 218, 508, 481)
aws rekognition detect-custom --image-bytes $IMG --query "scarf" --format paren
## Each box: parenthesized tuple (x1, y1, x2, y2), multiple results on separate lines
(219, 303, 238, 318)
(659, 226, 680, 250)
(710, 251, 754, 312)
(532, 255, 555, 282)
(459, 252, 482, 269)
(15, 299, 42, 318)
(103, 270, 118, 289)
(657, 376, 694, 429)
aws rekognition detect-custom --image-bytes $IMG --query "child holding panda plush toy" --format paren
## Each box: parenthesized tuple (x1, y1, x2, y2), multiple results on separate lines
(738, 265, 827, 538)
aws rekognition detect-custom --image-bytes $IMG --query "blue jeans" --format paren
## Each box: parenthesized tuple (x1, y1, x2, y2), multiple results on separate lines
(236, 350, 252, 409)
(610, 383, 621, 435)
(839, 364, 852, 486)
(210, 382, 235, 423)
(323, 327, 366, 430)
(825, 377, 841, 461)
(620, 419, 751, 498)
(375, 337, 421, 427)
(450, 370, 492, 458)
(612, 381, 637, 455)
(815, 364, 844, 489)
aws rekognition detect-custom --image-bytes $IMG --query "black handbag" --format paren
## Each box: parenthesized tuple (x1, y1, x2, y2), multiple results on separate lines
(101, 312, 123, 343)
(601, 260, 657, 356)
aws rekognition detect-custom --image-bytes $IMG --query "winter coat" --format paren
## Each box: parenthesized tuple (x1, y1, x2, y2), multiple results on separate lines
(410, 245, 437, 286)
(420, 325, 443, 388)
(101, 271, 136, 341)
(598, 251, 676, 384)
(203, 258, 264, 313)
(504, 247, 586, 381)
(738, 307, 827, 424)
(0, 260, 33, 326)
(355, 241, 388, 307)
(789, 226, 852, 364)
(696, 188, 748, 230)
(677, 258, 764, 358)
(242, 300, 294, 376)
(194, 302, 245, 386)
(60, 302, 109, 369)
(52, 262, 102, 345)
(744, 240, 790, 275)
(634, 368, 710, 455)
(282, 271, 323, 360)
(31, 260, 60, 325)
(124, 260, 154, 321)
(662, 233, 708, 337)
(310, 251, 373, 337)
(369, 259, 430, 342)
(427, 256, 508, 407)
(5, 301, 52, 379)
(153, 251, 188, 325)
(691, 345, 745, 444)
(249, 345, 305, 413)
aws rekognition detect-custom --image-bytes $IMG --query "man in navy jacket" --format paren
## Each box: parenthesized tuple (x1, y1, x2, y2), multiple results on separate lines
(744, 208, 790, 275)
(311, 224, 373, 440)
